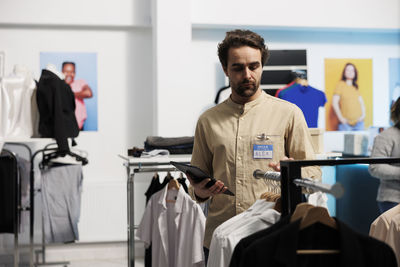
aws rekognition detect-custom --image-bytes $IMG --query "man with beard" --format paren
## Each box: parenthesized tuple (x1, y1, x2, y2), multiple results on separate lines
(62, 62, 93, 130)
(187, 29, 321, 261)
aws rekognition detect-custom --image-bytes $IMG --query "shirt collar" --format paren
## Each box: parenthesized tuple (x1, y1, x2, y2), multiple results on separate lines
(225, 90, 267, 114)
(158, 185, 185, 213)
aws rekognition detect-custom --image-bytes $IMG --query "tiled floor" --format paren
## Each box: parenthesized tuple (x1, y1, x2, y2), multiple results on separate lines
(1, 241, 144, 267)
(69, 257, 143, 267)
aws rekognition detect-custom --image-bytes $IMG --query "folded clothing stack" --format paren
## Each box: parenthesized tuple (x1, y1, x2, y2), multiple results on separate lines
(144, 136, 194, 154)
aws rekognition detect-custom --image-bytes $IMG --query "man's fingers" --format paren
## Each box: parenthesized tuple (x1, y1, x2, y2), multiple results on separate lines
(186, 174, 227, 197)
(199, 178, 212, 188)
(208, 181, 225, 195)
(186, 173, 194, 184)
(268, 161, 280, 171)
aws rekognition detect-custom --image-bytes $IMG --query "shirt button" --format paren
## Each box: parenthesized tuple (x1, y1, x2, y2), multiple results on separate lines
(238, 136, 242, 140)
(237, 180, 242, 184)
(238, 157, 241, 161)
(238, 203, 241, 207)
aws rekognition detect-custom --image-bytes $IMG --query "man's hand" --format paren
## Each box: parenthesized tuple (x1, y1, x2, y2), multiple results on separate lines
(186, 173, 227, 199)
(268, 156, 294, 172)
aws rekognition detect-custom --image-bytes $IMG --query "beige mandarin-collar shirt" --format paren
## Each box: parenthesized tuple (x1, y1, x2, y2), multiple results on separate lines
(190, 91, 321, 248)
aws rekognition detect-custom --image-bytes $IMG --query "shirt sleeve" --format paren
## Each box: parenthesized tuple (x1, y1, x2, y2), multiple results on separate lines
(78, 79, 89, 89)
(191, 204, 206, 266)
(368, 134, 400, 181)
(285, 106, 322, 180)
(135, 198, 153, 248)
(321, 91, 327, 106)
(189, 117, 214, 201)
(333, 82, 344, 96)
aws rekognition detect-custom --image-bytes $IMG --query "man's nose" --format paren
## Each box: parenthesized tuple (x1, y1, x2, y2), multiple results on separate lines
(243, 67, 251, 79)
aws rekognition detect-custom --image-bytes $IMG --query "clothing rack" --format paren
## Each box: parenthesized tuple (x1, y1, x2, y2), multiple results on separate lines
(5, 140, 86, 267)
(253, 170, 345, 198)
(0, 148, 20, 267)
(30, 147, 71, 267)
(3, 142, 33, 267)
(120, 154, 191, 267)
(278, 157, 400, 217)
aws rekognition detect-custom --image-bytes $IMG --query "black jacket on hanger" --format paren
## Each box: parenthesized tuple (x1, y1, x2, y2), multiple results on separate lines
(37, 69, 79, 152)
(144, 174, 172, 204)
(234, 218, 396, 267)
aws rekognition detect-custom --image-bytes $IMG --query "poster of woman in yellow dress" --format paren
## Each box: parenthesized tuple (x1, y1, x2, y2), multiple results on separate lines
(325, 59, 373, 131)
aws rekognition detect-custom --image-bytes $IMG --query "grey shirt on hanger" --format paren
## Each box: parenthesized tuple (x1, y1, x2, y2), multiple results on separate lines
(41, 164, 83, 243)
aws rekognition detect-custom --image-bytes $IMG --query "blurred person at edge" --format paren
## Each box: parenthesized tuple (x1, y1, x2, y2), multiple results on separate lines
(369, 97, 400, 214)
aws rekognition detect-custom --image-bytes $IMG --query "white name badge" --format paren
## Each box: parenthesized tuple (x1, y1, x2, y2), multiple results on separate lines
(253, 144, 273, 159)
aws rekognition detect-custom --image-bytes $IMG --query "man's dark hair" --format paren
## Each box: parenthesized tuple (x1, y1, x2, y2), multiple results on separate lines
(217, 29, 269, 68)
(391, 97, 400, 126)
(62, 61, 76, 70)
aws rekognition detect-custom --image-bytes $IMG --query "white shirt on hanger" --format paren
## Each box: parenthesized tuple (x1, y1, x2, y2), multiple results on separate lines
(211, 200, 274, 240)
(208, 200, 280, 267)
(307, 191, 328, 209)
(136, 185, 206, 267)
(0, 65, 36, 138)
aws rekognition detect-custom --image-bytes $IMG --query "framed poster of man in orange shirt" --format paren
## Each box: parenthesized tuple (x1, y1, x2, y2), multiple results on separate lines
(325, 58, 373, 131)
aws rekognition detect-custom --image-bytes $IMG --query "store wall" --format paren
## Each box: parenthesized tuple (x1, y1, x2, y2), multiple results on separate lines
(0, 0, 157, 243)
(191, 0, 400, 30)
(0, 0, 151, 27)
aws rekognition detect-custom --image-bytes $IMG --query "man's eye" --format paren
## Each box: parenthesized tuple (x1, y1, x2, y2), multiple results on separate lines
(249, 65, 260, 71)
(232, 67, 243, 71)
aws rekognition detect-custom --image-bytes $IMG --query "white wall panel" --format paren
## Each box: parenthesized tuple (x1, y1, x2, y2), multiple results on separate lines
(0, 0, 150, 27)
(191, 0, 400, 30)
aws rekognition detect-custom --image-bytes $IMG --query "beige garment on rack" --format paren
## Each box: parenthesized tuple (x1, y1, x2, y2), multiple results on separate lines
(386, 213, 400, 266)
(369, 204, 400, 242)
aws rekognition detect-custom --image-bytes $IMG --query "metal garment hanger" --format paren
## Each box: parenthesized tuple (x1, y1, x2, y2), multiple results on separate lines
(39, 143, 88, 169)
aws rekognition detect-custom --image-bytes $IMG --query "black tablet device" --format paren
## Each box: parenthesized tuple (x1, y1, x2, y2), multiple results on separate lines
(170, 161, 234, 196)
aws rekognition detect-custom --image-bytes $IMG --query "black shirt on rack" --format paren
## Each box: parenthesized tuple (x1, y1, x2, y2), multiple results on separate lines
(230, 215, 291, 267)
(234, 218, 396, 267)
(177, 177, 189, 193)
(0, 155, 18, 234)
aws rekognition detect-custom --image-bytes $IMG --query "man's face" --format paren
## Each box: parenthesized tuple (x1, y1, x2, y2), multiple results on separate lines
(223, 46, 263, 99)
(62, 64, 75, 85)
